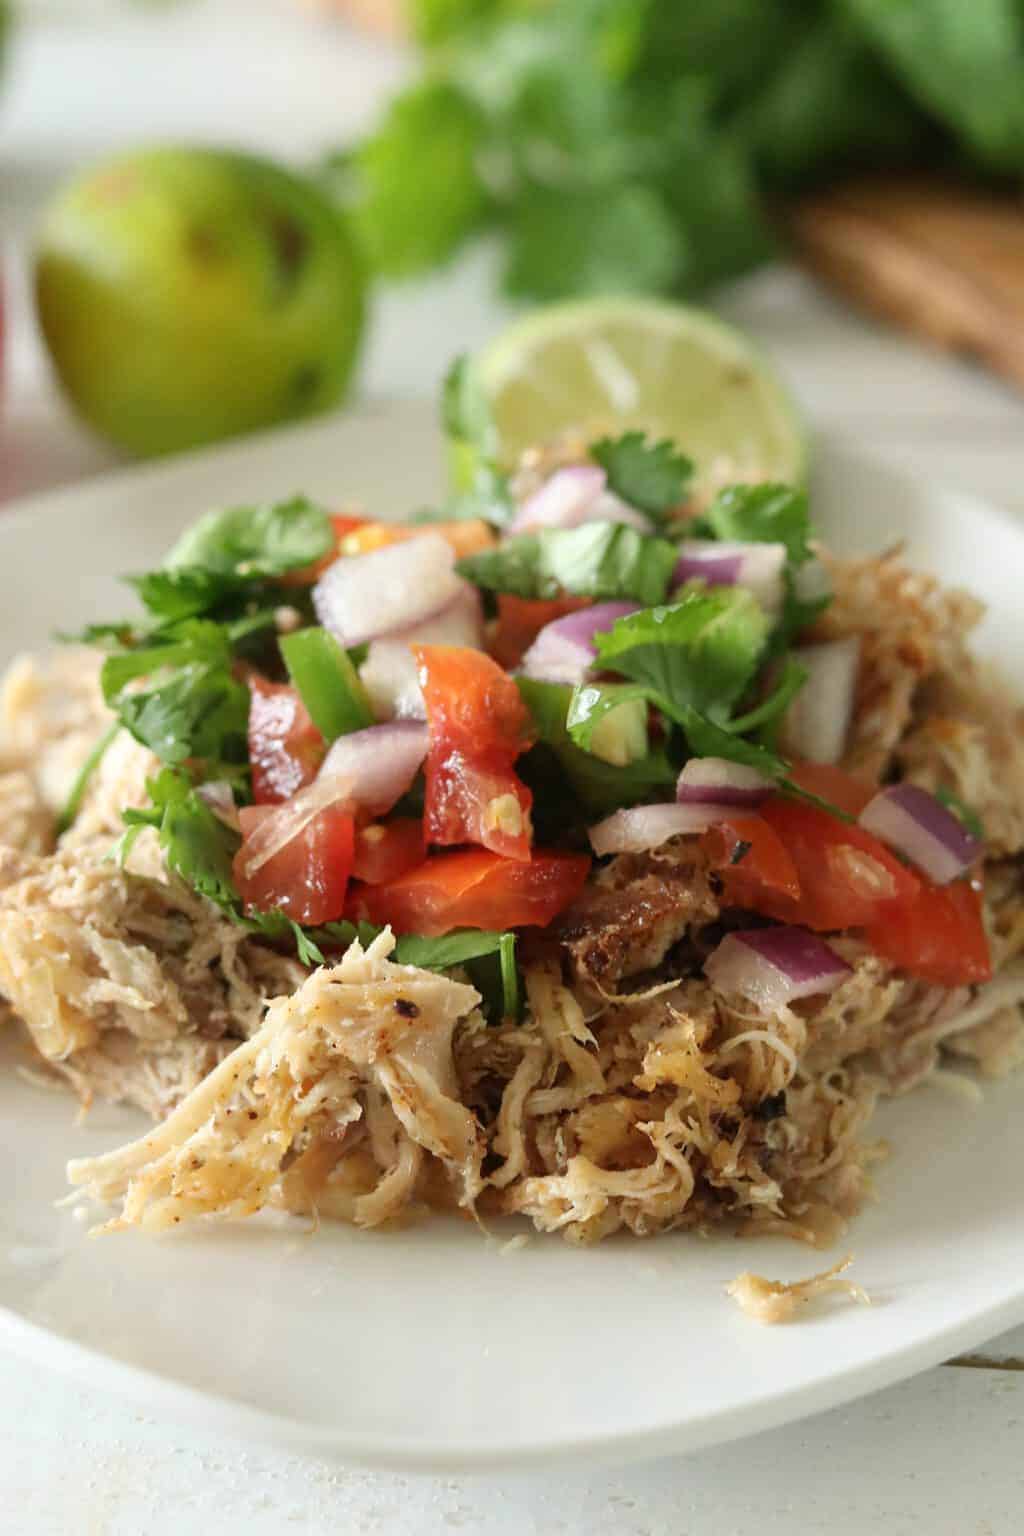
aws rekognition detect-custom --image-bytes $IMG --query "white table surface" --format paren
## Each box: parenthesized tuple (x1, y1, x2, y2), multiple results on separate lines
(4, 4, 1024, 1531)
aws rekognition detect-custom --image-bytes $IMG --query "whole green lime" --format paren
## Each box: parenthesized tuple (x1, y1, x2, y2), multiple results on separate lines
(35, 146, 367, 457)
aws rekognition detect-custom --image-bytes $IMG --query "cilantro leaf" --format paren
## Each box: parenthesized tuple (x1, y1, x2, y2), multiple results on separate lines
(321, 922, 520, 1020)
(442, 354, 499, 458)
(701, 482, 831, 649)
(678, 708, 787, 779)
(443, 463, 517, 529)
(704, 483, 812, 566)
(590, 431, 693, 521)
(164, 496, 333, 582)
(592, 587, 769, 725)
(353, 80, 488, 275)
(504, 182, 685, 300)
(122, 769, 240, 907)
(57, 721, 120, 835)
(126, 568, 238, 623)
(435, 357, 516, 528)
(101, 621, 249, 770)
(726, 654, 808, 741)
(458, 523, 677, 604)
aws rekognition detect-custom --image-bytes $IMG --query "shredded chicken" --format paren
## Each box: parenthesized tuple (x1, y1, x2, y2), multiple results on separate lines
(816, 549, 983, 781)
(727, 1257, 870, 1324)
(2, 531, 1024, 1270)
(0, 833, 304, 1107)
(67, 932, 485, 1231)
(1, 649, 111, 812)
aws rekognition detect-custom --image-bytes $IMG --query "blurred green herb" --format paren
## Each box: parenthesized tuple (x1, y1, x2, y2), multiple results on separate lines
(343, 0, 1011, 300)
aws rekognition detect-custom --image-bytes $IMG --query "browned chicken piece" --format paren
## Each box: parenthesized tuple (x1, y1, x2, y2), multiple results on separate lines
(557, 840, 719, 989)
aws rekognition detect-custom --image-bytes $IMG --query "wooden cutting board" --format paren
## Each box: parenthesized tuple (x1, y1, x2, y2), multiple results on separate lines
(790, 178, 1024, 392)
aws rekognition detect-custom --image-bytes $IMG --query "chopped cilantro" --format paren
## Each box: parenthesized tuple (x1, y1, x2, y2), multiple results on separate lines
(458, 522, 677, 604)
(590, 431, 693, 521)
(591, 587, 769, 725)
(704, 483, 813, 567)
(164, 496, 333, 583)
(56, 721, 120, 835)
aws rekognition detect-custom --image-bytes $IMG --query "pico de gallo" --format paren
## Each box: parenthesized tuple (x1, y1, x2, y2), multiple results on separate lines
(64, 358, 990, 1019)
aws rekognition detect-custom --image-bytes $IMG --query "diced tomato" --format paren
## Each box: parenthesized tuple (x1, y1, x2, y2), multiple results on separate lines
(284, 513, 367, 585)
(415, 645, 534, 861)
(701, 813, 801, 911)
(234, 803, 354, 927)
(351, 818, 426, 885)
(331, 512, 367, 544)
(353, 848, 591, 936)
(490, 594, 591, 670)
(339, 519, 497, 561)
(863, 878, 991, 987)
(755, 796, 920, 930)
(786, 761, 877, 818)
(247, 677, 325, 805)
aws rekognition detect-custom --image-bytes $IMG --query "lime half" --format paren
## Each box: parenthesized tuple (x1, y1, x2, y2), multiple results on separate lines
(472, 298, 807, 499)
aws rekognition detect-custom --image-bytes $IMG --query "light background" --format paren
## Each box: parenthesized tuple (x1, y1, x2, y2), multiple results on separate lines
(3, 3, 1024, 1531)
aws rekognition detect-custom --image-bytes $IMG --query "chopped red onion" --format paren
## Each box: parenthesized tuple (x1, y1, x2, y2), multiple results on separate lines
(358, 585, 483, 721)
(779, 637, 859, 765)
(318, 721, 428, 816)
(858, 783, 981, 884)
(588, 801, 726, 856)
(197, 779, 240, 831)
(511, 465, 607, 533)
(705, 927, 851, 1010)
(673, 543, 744, 587)
(313, 531, 460, 648)
(520, 601, 639, 685)
(511, 466, 652, 535)
(676, 757, 772, 806)
(673, 540, 787, 617)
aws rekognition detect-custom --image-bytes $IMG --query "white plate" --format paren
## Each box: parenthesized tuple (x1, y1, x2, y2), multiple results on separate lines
(2, 402, 1024, 1473)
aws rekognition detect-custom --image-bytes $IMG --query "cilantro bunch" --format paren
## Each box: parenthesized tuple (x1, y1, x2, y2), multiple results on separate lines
(344, 0, 1024, 301)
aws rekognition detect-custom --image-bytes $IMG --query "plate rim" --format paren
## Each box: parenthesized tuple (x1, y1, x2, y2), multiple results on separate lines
(2, 403, 1024, 1472)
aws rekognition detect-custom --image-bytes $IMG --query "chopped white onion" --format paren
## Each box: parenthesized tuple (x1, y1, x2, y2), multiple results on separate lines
(318, 721, 429, 817)
(588, 801, 726, 856)
(238, 722, 429, 880)
(238, 772, 355, 879)
(779, 637, 860, 765)
(313, 531, 460, 648)
(520, 601, 638, 685)
(197, 779, 240, 831)
(359, 640, 426, 722)
(586, 490, 655, 533)
(858, 782, 981, 884)
(511, 465, 607, 533)
(673, 540, 787, 617)
(511, 465, 653, 535)
(358, 584, 483, 721)
(705, 927, 851, 1011)
(676, 757, 772, 806)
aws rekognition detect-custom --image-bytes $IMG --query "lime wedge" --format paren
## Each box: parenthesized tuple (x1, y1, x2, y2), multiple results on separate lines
(471, 298, 806, 499)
